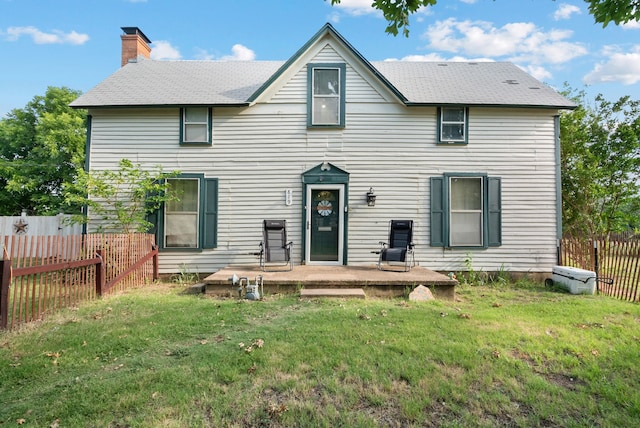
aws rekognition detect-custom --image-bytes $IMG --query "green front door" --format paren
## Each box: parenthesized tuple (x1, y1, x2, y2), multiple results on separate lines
(309, 187, 342, 263)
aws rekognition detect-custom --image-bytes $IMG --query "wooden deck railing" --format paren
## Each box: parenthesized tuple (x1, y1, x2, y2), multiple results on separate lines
(0, 234, 158, 330)
(559, 238, 640, 302)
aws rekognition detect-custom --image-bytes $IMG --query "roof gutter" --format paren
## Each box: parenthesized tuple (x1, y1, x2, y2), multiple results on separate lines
(69, 102, 252, 110)
(403, 102, 577, 110)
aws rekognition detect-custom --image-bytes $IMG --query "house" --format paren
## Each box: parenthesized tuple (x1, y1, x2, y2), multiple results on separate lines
(70, 24, 575, 276)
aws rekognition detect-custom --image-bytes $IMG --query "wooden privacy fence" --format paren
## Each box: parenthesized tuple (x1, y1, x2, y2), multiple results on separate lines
(559, 238, 640, 302)
(0, 234, 158, 330)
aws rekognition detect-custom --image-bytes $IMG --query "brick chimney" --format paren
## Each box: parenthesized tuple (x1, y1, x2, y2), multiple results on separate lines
(120, 27, 151, 67)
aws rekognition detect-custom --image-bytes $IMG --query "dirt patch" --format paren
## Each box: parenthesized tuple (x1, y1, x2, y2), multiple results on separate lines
(510, 348, 586, 391)
(542, 372, 586, 391)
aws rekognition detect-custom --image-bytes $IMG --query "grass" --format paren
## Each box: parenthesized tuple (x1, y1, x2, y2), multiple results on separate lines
(1, 280, 639, 427)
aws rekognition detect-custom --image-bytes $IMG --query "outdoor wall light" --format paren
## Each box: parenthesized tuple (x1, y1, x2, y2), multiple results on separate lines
(366, 187, 376, 207)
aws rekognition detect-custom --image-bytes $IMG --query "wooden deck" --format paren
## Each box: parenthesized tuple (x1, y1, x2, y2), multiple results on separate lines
(203, 264, 457, 299)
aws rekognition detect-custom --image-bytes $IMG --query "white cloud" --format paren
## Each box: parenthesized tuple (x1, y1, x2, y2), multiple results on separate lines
(221, 44, 256, 61)
(584, 45, 640, 85)
(330, 0, 378, 16)
(4, 26, 89, 45)
(387, 53, 493, 62)
(393, 53, 449, 62)
(521, 64, 553, 81)
(193, 48, 215, 61)
(423, 18, 587, 65)
(622, 20, 640, 30)
(328, 11, 341, 24)
(192, 44, 256, 61)
(150, 40, 181, 60)
(554, 4, 581, 21)
(329, 0, 434, 25)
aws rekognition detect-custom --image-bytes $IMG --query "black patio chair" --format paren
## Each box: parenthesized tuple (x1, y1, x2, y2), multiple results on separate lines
(259, 220, 293, 272)
(375, 220, 415, 272)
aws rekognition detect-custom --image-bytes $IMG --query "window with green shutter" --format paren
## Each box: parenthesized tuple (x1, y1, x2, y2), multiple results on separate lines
(430, 173, 501, 248)
(149, 174, 218, 250)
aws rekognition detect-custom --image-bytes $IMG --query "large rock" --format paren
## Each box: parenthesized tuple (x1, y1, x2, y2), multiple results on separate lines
(409, 285, 434, 302)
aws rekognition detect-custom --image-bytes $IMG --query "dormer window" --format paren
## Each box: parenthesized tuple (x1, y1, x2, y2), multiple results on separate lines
(308, 63, 345, 128)
(181, 107, 212, 145)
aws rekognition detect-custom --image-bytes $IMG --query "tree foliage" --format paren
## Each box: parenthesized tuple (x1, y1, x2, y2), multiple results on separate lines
(587, 0, 640, 27)
(331, 0, 436, 36)
(0, 86, 86, 215)
(328, 0, 640, 36)
(560, 87, 640, 237)
(64, 158, 179, 234)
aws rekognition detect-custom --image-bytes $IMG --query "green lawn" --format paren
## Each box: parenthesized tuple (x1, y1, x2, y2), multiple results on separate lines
(1, 281, 639, 427)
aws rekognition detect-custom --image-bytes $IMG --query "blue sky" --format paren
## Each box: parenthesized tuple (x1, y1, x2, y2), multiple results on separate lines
(1, 0, 639, 117)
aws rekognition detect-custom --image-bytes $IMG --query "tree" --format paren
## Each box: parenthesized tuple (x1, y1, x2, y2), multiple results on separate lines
(329, 0, 435, 36)
(587, 0, 640, 27)
(328, 0, 640, 36)
(560, 87, 640, 237)
(0, 86, 86, 215)
(64, 158, 179, 234)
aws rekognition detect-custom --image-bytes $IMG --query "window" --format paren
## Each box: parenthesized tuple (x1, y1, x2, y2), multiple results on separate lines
(438, 107, 468, 144)
(450, 177, 483, 246)
(430, 173, 501, 248)
(180, 107, 212, 145)
(165, 179, 199, 248)
(308, 63, 345, 127)
(148, 175, 218, 250)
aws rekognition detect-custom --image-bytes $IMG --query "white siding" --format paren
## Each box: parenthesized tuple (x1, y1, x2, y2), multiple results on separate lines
(87, 42, 561, 275)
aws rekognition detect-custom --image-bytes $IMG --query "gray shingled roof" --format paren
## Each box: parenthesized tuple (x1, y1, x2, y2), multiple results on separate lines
(70, 58, 574, 109)
(371, 61, 574, 108)
(70, 60, 285, 107)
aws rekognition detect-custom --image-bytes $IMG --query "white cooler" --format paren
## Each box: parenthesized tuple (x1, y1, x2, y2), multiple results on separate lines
(552, 266, 596, 295)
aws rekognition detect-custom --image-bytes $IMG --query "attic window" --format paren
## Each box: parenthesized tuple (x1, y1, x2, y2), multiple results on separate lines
(308, 63, 346, 128)
(180, 107, 212, 145)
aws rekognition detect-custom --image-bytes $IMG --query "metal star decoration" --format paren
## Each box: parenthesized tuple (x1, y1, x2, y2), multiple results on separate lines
(13, 218, 29, 235)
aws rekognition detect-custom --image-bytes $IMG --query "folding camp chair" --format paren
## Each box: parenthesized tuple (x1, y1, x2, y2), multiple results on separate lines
(375, 220, 415, 271)
(259, 220, 294, 271)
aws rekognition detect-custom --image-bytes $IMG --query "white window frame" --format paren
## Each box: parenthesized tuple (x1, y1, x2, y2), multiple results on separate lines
(312, 67, 340, 125)
(182, 107, 210, 144)
(448, 175, 484, 247)
(439, 107, 467, 144)
(308, 63, 345, 128)
(164, 177, 200, 248)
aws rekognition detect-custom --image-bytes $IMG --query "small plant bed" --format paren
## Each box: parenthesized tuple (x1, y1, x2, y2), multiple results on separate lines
(1, 281, 639, 427)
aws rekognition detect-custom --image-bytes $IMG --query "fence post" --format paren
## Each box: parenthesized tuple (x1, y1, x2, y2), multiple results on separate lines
(95, 250, 106, 297)
(152, 245, 159, 281)
(593, 240, 599, 293)
(0, 252, 12, 330)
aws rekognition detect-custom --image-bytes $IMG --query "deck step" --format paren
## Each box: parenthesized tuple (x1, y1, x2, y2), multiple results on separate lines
(300, 288, 366, 299)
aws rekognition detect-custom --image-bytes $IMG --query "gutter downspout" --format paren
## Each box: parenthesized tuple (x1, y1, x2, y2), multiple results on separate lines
(554, 115, 563, 265)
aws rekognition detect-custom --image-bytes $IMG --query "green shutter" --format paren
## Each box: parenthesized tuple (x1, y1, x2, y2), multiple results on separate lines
(202, 178, 218, 249)
(179, 108, 184, 143)
(487, 177, 502, 247)
(146, 185, 162, 248)
(430, 176, 446, 247)
(147, 208, 159, 236)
